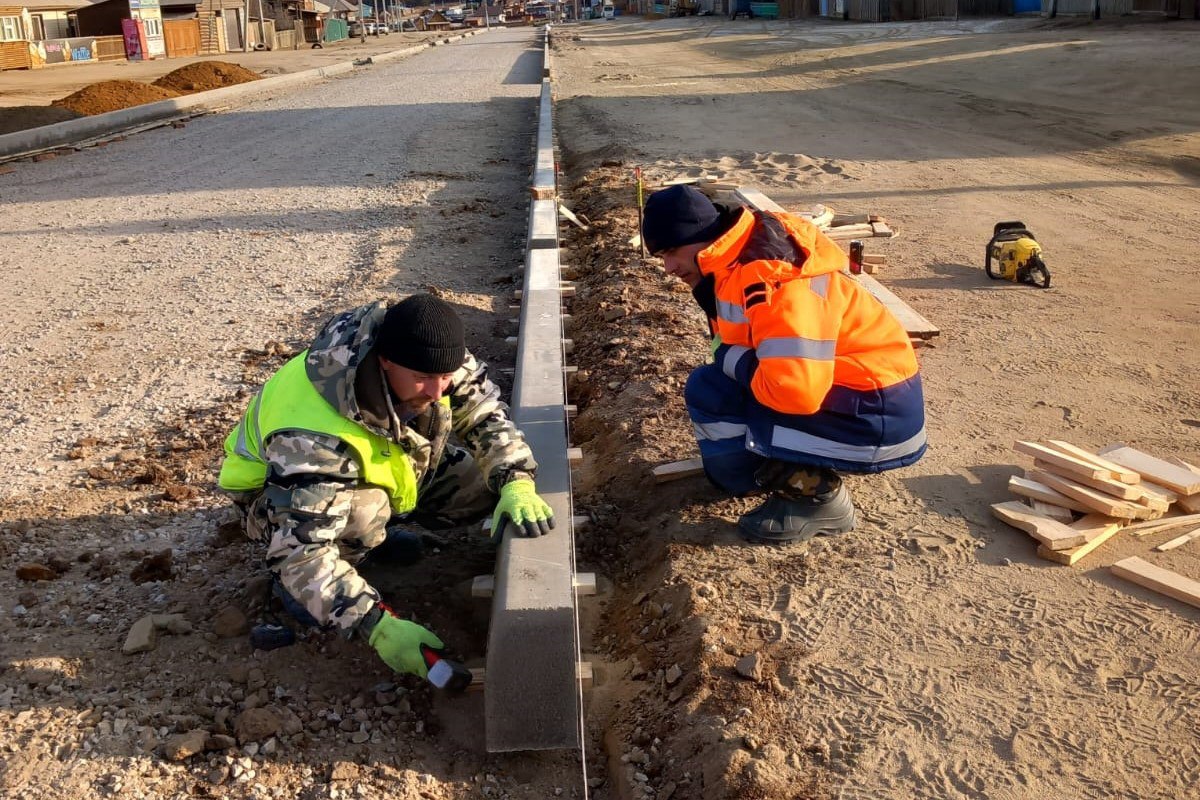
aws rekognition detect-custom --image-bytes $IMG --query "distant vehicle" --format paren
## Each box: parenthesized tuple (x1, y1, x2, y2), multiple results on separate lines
(601, 1, 615, 18)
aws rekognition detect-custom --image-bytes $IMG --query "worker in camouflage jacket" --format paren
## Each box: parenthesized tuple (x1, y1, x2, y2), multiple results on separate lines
(218, 294, 553, 680)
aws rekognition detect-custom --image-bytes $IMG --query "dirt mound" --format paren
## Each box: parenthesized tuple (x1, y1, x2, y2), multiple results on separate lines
(51, 80, 181, 116)
(0, 105, 83, 136)
(152, 61, 261, 94)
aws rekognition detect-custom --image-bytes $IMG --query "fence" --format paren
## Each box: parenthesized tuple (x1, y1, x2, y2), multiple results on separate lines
(324, 18, 348, 42)
(94, 34, 126, 61)
(163, 19, 200, 57)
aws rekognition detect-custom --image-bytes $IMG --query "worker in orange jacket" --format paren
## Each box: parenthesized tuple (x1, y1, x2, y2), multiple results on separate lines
(641, 185, 927, 543)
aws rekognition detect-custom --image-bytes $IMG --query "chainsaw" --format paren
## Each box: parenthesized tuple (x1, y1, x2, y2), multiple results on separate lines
(985, 221, 1051, 289)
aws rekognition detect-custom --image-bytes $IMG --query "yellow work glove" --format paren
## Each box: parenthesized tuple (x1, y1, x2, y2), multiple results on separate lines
(368, 611, 444, 679)
(490, 479, 555, 541)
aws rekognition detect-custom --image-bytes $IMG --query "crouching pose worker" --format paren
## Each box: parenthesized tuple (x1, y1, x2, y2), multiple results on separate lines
(217, 294, 553, 679)
(641, 185, 927, 544)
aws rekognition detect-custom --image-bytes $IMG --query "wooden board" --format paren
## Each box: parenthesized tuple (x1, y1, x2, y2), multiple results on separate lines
(1014, 440, 1117, 482)
(1154, 527, 1200, 552)
(1044, 440, 1139, 483)
(1031, 459, 1143, 501)
(652, 457, 705, 483)
(1037, 516, 1124, 566)
(1008, 475, 1092, 514)
(1127, 513, 1200, 535)
(1111, 556, 1200, 611)
(1026, 469, 1147, 519)
(853, 272, 940, 340)
(1165, 459, 1200, 513)
(1096, 445, 1200, 495)
(1030, 500, 1074, 523)
(991, 501, 1088, 550)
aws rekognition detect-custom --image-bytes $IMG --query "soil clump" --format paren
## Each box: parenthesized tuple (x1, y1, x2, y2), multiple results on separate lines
(51, 80, 181, 116)
(152, 61, 262, 94)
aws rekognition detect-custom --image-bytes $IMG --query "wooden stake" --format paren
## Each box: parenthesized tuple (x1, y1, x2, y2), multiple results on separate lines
(652, 457, 705, 483)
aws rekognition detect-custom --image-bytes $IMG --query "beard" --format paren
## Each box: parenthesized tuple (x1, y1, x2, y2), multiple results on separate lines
(398, 396, 435, 418)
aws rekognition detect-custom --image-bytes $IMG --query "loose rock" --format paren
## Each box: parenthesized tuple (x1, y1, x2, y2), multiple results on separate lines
(162, 729, 208, 761)
(212, 605, 249, 638)
(735, 653, 763, 682)
(16, 563, 58, 582)
(234, 707, 281, 744)
(122, 614, 159, 654)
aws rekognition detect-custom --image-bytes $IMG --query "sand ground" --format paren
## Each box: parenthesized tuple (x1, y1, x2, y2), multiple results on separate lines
(1, 13, 1199, 800)
(551, 13, 1200, 799)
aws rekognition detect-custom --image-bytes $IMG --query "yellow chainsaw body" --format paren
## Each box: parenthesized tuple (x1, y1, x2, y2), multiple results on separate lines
(990, 236, 1042, 281)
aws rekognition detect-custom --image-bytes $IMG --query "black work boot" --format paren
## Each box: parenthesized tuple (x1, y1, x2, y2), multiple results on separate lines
(737, 463, 856, 544)
(362, 525, 425, 567)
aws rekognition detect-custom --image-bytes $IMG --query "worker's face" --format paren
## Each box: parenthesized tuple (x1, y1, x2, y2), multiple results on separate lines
(657, 241, 708, 288)
(380, 359, 455, 416)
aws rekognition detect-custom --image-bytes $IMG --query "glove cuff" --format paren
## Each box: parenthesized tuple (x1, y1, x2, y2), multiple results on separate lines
(357, 604, 386, 642)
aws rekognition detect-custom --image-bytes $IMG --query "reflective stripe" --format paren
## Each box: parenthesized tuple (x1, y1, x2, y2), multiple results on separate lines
(757, 336, 837, 361)
(234, 392, 263, 461)
(693, 420, 747, 442)
(770, 425, 927, 462)
(722, 345, 751, 380)
(809, 273, 830, 299)
(717, 299, 747, 325)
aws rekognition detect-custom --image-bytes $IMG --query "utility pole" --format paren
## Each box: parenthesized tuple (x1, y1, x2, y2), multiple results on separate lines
(360, 0, 366, 41)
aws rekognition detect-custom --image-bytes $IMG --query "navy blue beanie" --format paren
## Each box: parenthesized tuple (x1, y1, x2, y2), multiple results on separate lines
(641, 185, 726, 256)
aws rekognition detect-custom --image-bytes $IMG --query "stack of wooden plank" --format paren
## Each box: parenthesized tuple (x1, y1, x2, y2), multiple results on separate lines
(992, 440, 1200, 566)
(821, 212, 895, 241)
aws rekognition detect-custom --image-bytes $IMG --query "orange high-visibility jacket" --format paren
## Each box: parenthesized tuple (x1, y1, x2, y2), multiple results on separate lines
(699, 209, 921, 417)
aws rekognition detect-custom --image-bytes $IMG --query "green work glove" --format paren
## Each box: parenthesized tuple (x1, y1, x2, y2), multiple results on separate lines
(490, 479, 555, 541)
(368, 611, 444, 679)
(710, 334, 723, 361)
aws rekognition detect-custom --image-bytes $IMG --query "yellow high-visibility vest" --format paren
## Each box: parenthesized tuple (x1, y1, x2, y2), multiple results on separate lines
(218, 352, 444, 514)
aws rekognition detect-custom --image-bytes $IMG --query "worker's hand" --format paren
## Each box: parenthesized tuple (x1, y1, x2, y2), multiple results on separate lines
(368, 612, 444, 679)
(710, 334, 723, 361)
(490, 479, 555, 541)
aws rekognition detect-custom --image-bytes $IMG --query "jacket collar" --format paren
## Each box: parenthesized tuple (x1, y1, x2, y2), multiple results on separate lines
(696, 208, 756, 278)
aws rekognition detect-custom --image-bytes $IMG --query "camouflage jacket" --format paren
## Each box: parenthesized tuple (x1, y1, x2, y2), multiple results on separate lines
(256, 302, 536, 634)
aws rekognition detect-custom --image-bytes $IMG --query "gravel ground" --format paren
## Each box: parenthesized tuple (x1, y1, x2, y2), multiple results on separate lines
(1, 27, 591, 800)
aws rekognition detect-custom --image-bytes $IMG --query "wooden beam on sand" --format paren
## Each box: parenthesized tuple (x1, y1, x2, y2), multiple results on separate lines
(1097, 445, 1200, 495)
(1037, 516, 1124, 566)
(1026, 469, 1149, 519)
(991, 501, 1088, 550)
(1044, 441, 1140, 483)
(1154, 527, 1200, 552)
(1111, 557, 1200, 611)
(1014, 440, 1122, 483)
(1008, 475, 1092, 514)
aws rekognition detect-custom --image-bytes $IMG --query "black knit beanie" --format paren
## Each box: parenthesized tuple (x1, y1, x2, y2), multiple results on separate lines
(377, 294, 466, 374)
(642, 184, 728, 256)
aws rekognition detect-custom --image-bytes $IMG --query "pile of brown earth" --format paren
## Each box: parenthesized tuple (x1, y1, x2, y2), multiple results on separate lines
(152, 60, 262, 94)
(51, 80, 181, 116)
